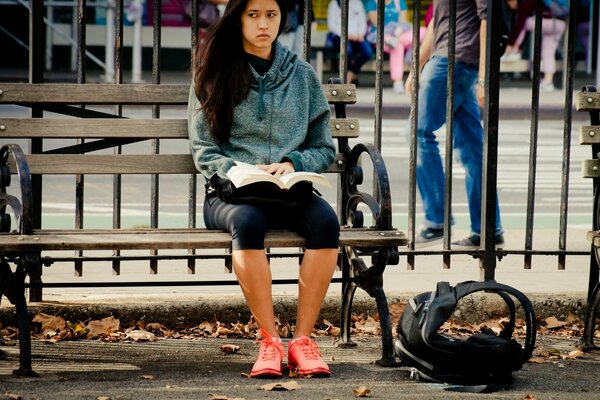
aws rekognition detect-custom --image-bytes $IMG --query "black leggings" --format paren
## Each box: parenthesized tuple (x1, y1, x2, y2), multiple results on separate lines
(203, 193, 340, 251)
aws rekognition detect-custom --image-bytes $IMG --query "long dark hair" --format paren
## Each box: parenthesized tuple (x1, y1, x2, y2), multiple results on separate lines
(193, 0, 287, 142)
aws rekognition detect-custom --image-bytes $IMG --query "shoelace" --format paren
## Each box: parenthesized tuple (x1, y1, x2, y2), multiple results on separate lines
(257, 340, 282, 361)
(256, 329, 283, 361)
(295, 337, 322, 360)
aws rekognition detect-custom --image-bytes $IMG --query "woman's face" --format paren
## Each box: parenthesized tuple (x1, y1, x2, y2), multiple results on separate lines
(241, 0, 281, 58)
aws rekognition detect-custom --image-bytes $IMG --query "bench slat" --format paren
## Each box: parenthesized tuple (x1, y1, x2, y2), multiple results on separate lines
(9, 154, 347, 174)
(587, 230, 600, 246)
(579, 126, 600, 144)
(0, 83, 356, 105)
(576, 92, 600, 112)
(0, 228, 406, 251)
(582, 159, 600, 178)
(0, 118, 360, 139)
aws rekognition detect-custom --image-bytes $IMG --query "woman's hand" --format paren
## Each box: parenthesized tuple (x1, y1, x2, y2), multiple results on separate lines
(257, 161, 295, 176)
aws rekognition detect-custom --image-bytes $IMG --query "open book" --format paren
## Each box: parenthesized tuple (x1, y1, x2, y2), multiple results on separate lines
(226, 162, 331, 190)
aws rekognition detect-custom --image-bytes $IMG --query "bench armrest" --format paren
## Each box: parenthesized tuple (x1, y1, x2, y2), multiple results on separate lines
(341, 142, 394, 231)
(0, 144, 33, 236)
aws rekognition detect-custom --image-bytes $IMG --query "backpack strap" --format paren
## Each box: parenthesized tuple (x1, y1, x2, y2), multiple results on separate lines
(453, 281, 536, 367)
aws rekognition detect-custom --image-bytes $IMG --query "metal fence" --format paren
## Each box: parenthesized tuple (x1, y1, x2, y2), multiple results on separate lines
(5, 0, 599, 295)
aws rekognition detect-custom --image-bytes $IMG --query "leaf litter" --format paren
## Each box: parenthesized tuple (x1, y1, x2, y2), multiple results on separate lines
(0, 303, 595, 364)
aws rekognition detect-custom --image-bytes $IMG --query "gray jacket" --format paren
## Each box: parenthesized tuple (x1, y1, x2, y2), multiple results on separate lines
(188, 41, 336, 180)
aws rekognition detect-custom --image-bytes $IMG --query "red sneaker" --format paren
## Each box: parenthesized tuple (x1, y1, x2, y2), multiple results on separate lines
(287, 336, 331, 377)
(249, 329, 284, 378)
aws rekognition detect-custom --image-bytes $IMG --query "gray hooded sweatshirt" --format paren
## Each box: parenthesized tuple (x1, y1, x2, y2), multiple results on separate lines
(188, 41, 336, 180)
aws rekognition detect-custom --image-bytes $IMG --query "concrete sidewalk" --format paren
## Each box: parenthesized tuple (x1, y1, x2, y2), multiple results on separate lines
(1, 335, 599, 399)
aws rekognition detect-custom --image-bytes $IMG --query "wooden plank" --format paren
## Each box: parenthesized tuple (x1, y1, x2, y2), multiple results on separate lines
(0, 118, 188, 138)
(579, 126, 600, 144)
(582, 159, 600, 178)
(0, 118, 358, 139)
(576, 92, 600, 112)
(0, 84, 189, 105)
(588, 230, 600, 246)
(0, 83, 356, 106)
(0, 228, 406, 251)
(329, 118, 360, 138)
(8, 153, 348, 174)
(322, 84, 356, 104)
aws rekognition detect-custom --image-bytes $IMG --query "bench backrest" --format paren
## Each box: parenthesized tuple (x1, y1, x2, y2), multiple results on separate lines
(0, 83, 358, 175)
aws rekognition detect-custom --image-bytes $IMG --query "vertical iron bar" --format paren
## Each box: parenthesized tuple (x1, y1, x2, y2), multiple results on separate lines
(340, 0, 348, 81)
(479, 0, 502, 281)
(406, 0, 421, 270)
(588, 89, 600, 301)
(112, 0, 123, 275)
(443, 0, 456, 269)
(28, 0, 45, 302)
(74, 0, 87, 278)
(557, 6, 577, 270)
(150, 0, 162, 275)
(302, 0, 311, 62)
(371, 0, 385, 200)
(188, 0, 198, 274)
(524, 1, 543, 270)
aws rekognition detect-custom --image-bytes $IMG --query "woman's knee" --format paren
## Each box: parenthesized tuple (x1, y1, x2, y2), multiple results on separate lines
(229, 206, 268, 250)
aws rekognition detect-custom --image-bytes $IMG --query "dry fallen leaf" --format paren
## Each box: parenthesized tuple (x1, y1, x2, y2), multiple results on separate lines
(523, 395, 536, 400)
(86, 316, 120, 339)
(528, 357, 546, 364)
(353, 386, 371, 397)
(259, 381, 301, 391)
(566, 350, 584, 359)
(545, 316, 567, 329)
(32, 313, 66, 332)
(125, 330, 156, 342)
(208, 395, 229, 400)
(220, 344, 241, 354)
(141, 374, 154, 380)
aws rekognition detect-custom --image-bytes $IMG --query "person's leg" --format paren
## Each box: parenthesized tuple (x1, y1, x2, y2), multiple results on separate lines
(203, 197, 283, 377)
(415, 56, 451, 235)
(291, 194, 339, 336)
(350, 40, 373, 74)
(451, 64, 502, 241)
(287, 194, 338, 376)
(540, 17, 566, 86)
(512, 15, 534, 51)
(387, 43, 405, 83)
(295, 248, 338, 336)
(232, 249, 277, 335)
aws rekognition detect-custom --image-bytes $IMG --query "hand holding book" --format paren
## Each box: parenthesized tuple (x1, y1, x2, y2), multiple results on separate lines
(226, 162, 330, 190)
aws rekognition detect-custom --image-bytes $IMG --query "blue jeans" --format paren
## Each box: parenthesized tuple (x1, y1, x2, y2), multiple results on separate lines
(415, 56, 502, 236)
(327, 33, 373, 75)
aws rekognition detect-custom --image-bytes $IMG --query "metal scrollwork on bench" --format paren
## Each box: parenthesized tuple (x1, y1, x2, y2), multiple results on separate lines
(337, 141, 401, 367)
(0, 144, 38, 376)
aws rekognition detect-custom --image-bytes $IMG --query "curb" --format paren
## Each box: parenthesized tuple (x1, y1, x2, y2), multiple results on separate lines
(1, 292, 588, 329)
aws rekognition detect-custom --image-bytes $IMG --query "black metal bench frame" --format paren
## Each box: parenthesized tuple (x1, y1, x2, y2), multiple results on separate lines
(579, 86, 600, 350)
(0, 80, 406, 376)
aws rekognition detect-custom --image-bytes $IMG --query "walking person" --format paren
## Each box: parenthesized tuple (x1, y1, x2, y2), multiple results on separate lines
(188, 0, 339, 378)
(405, 0, 504, 248)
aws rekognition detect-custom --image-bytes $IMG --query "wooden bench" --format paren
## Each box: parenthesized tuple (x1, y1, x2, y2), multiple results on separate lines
(0, 81, 406, 375)
(576, 86, 600, 349)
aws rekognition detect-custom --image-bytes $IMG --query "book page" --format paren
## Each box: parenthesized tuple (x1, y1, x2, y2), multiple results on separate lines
(227, 163, 330, 190)
(278, 172, 331, 189)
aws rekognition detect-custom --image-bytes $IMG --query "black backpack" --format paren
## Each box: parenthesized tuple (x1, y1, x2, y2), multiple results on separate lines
(394, 281, 536, 388)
